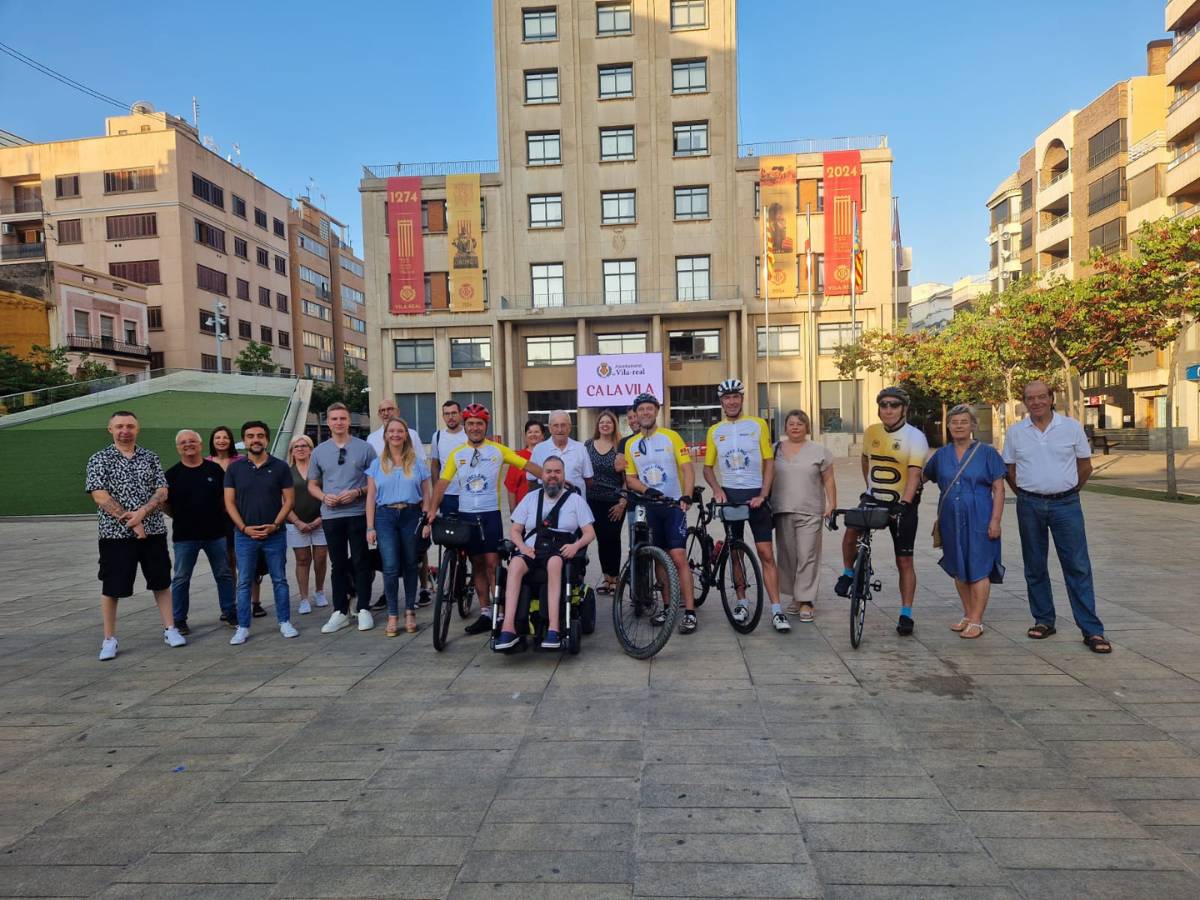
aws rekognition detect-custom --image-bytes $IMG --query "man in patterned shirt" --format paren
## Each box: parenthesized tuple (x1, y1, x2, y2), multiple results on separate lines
(85, 410, 182, 661)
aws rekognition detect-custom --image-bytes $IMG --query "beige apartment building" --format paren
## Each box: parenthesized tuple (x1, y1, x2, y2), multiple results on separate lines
(0, 110, 296, 374)
(984, 41, 1196, 436)
(361, 0, 904, 449)
(287, 197, 368, 383)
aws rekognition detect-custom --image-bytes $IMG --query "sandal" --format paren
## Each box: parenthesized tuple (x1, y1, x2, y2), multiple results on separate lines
(784, 602, 804, 615)
(405, 612, 418, 634)
(1083, 634, 1112, 654)
(1027, 623, 1056, 639)
(950, 617, 969, 633)
(960, 622, 984, 639)
(798, 606, 815, 624)
(385, 621, 400, 638)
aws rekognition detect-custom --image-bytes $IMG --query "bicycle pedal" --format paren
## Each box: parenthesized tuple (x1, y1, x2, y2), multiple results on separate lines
(871, 581, 882, 592)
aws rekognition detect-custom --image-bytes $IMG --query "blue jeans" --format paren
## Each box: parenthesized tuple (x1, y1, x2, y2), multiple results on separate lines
(234, 530, 290, 628)
(1015, 492, 1104, 636)
(172, 537, 235, 624)
(376, 505, 421, 615)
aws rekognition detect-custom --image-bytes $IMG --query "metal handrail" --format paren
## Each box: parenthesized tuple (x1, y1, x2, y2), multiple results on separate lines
(738, 135, 887, 157)
(1171, 82, 1200, 113)
(1045, 168, 1070, 187)
(66, 334, 152, 356)
(501, 285, 741, 309)
(363, 160, 500, 179)
(1129, 129, 1167, 161)
(1171, 19, 1200, 56)
(0, 242, 45, 260)
(1044, 211, 1070, 228)
(0, 198, 42, 215)
(1169, 143, 1200, 170)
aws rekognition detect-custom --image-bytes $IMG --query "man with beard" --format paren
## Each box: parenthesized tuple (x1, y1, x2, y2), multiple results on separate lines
(495, 456, 596, 650)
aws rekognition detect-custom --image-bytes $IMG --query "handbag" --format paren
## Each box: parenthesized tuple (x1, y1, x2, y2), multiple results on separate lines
(932, 442, 980, 549)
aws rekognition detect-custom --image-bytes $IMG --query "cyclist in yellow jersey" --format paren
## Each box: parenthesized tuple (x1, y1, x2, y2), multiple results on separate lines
(835, 386, 929, 635)
(426, 404, 543, 636)
(623, 393, 699, 633)
(703, 379, 787, 631)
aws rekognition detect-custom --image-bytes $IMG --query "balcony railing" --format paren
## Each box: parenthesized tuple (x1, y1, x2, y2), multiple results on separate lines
(1129, 130, 1167, 162)
(1048, 257, 1071, 271)
(363, 160, 499, 179)
(1045, 211, 1070, 228)
(1171, 81, 1200, 114)
(0, 197, 42, 215)
(1045, 168, 1070, 187)
(1169, 142, 1200, 170)
(1088, 140, 1127, 170)
(0, 242, 45, 260)
(501, 285, 741, 310)
(1172, 202, 1200, 221)
(738, 135, 887, 157)
(66, 334, 152, 358)
(1171, 19, 1200, 56)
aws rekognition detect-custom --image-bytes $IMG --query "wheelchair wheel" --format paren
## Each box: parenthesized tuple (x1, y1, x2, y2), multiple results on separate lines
(613, 544, 680, 660)
(568, 618, 581, 655)
(580, 586, 597, 635)
(432, 552, 458, 652)
(718, 541, 764, 634)
(685, 526, 711, 608)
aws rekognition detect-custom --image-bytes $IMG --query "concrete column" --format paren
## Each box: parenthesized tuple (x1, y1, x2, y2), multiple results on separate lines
(651, 314, 664, 420)
(576, 316, 590, 436)
(728, 310, 740, 381)
(492, 319, 506, 442)
(503, 320, 516, 445)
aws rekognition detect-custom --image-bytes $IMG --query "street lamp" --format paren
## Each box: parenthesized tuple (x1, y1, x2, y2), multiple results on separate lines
(203, 300, 229, 373)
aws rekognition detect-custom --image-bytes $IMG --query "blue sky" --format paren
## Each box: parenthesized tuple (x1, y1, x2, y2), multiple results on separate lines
(0, 0, 1167, 285)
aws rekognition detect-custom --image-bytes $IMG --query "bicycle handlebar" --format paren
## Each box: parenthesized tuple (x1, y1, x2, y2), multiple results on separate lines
(618, 488, 691, 507)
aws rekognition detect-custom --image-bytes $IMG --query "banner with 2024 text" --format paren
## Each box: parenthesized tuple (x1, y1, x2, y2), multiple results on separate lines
(386, 177, 424, 315)
(576, 353, 664, 409)
(823, 150, 862, 297)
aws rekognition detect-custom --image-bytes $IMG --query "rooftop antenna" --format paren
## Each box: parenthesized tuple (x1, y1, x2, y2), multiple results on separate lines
(232, 143, 241, 168)
(305, 177, 315, 200)
(191, 96, 199, 130)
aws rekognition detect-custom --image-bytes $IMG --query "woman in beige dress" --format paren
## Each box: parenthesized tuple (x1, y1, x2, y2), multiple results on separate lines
(771, 410, 836, 623)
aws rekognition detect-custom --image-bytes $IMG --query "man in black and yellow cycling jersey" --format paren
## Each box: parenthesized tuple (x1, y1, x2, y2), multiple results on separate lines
(702, 378, 787, 632)
(623, 393, 699, 634)
(835, 386, 929, 635)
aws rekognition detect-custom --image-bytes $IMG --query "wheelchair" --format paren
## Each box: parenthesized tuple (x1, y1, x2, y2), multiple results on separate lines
(490, 539, 597, 655)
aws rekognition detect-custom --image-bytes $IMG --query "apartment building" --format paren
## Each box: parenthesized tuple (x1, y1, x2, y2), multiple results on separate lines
(0, 110, 295, 374)
(985, 41, 1176, 431)
(361, 0, 903, 449)
(287, 197, 368, 383)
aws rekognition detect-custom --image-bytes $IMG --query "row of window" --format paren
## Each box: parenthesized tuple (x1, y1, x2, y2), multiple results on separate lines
(523, 58, 707, 105)
(192, 173, 285, 236)
(392, 321, 858, 372)
(527, 121, 708, 165)
(298, 232, 328, 259)
(528, 185, 708, 228)
(340, 255, 365, 277)
(522, 1, 706, 42)
(71, 309, 142, 345)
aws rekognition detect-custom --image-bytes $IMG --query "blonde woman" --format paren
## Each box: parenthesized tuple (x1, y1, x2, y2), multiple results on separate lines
(366, 419, 431, 636)
(286, 436, 327, 615)
(770, 410, 836, 623)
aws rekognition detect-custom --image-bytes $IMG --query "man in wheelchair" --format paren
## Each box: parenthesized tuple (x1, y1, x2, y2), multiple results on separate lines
(495, 456, 595, 650)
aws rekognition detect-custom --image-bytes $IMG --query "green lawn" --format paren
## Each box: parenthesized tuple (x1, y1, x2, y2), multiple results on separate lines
(0, 391, 289, 516)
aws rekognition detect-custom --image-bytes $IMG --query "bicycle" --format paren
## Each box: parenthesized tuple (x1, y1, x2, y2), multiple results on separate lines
(684, 490, 765, 634)
(429, 515, 477, 652)
(826, 500, 892, 648)
(612, 488, 684, 659)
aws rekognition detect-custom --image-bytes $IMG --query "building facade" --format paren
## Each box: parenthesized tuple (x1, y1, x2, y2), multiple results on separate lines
(287, 198, 368, 384)
(0, 110, 295, 374)
(361, 0, 903, 449)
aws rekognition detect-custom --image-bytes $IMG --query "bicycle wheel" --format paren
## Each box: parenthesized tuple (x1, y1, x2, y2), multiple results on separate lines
(613, 544, 681, 659)
(718, 541, 764, 634)
(849, 547, 869, 649)
(432, 552, 458, 651)
(685, 527, 711, 608)
(458, 581, 474, 619)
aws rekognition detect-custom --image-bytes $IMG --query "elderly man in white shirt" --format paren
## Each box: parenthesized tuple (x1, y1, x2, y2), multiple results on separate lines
(528, 410, 594, 493)
(367, 398, 425, 462)
(1002, 381, 1109, 653)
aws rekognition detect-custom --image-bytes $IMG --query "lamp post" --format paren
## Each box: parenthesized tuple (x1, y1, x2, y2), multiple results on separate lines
(204, 301, 228, 373)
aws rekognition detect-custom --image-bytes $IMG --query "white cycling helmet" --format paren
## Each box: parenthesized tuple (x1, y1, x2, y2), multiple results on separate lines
(717, 378, 744, 397)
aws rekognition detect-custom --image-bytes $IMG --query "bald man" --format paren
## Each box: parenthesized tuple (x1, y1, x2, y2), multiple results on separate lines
(165, 429, 236, 632)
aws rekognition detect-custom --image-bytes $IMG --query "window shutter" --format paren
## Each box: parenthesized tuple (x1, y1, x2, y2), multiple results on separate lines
(431, 272, 449, 309)
(429, 200, 447, 234)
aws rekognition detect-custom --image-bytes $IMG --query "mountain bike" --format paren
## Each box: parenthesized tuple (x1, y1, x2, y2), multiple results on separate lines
(612, 489, 683, 659)
(826, 501, 891, 648)
(429, 515, 477, 652)
(685, 490, 764, 634)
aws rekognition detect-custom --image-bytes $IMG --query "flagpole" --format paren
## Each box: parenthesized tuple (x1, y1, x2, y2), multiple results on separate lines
(805, 203, 815, 434)
(891, 195, 900, 334)
(850, 200, 858, 441)
(762, 199, 771, 429)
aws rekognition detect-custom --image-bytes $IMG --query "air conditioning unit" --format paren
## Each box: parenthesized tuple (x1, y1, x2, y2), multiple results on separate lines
(0, 223, 13, 235)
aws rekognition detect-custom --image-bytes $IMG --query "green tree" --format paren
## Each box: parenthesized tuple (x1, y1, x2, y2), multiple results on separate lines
(0, 344, 75, 395)
(74, 356, 116, 383)
(341, 362, 368, 414)
(234, 341, 279, 375)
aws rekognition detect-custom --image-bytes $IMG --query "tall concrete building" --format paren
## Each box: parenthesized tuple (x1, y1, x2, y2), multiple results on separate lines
(985, 42, 1180, 433)
(0, 110, 295, 374)
(287, 197, 368, 383)
(361, 0, 904, 449)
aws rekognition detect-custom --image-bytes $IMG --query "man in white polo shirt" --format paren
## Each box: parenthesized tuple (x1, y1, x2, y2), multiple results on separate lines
(528, 410, 593, 493)
(367, 397, 425, 462)
(1003, 381, 1109, 653)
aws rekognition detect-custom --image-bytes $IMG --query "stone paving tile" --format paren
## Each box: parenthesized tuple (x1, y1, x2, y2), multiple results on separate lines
(634, 861, 821, 898)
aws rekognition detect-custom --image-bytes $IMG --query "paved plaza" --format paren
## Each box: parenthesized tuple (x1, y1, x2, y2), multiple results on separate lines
(3, 465, 1200, 898)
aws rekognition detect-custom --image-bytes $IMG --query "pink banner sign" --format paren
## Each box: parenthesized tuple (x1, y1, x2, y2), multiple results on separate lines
(576, 353, 664, 408)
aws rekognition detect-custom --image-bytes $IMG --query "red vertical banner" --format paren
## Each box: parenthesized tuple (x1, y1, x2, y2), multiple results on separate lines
(387, 177, 424, 314)
(823, 151, 862, 297)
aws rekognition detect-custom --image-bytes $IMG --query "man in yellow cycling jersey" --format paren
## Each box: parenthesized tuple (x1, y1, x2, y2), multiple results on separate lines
(835, 386, 929, 635)
(427, 403, 543, 636)
(703, 378, 787, 632)
(623, 393, 699, 634)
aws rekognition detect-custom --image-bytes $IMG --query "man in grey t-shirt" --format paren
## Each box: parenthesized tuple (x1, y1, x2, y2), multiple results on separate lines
(308, 402, 377, 634)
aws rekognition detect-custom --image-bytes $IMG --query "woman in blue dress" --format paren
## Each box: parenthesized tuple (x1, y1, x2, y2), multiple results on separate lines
(922, 404, 1006, 639)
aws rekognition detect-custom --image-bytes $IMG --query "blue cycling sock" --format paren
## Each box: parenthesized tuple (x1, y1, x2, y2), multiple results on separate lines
(900, 606, 913, 619)
(842, 567, 854, 578)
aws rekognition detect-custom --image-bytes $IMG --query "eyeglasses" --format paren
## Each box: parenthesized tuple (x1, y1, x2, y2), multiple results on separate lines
(337, 447, 347, 465)
(878, 401, 904, 410)
(469, 448, 482, 468)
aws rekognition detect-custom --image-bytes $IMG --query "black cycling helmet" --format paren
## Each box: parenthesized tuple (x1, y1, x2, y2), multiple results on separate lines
(876, 386, 910, 406)
(632, 392, 661, 408)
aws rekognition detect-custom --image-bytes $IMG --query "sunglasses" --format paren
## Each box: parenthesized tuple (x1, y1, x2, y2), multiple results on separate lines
(637, 437, 648, 455)
(469, 448, 482, 468)
(878, 401, 905, 410)
(337, 447, 347, 465)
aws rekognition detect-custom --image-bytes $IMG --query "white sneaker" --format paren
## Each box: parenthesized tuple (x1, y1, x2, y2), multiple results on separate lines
(732, 604, 750, 626)
(313, 590, 329, 608)
(230, 626, 250, 645)
(163, 627, 187, 648)
(298, 598, 312, 615)
(357, 609, 375, 631)
(321, 611, 351, 634)
(772, 612, 792, 633)
(279, 621, 299, 639)
(98, 637, 118, 661)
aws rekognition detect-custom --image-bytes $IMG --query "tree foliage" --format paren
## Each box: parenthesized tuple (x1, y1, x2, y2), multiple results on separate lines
(234, 341, 279, 375)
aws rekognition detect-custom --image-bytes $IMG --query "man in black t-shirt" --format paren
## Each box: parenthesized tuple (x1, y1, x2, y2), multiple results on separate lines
(166, 430, 236, 633)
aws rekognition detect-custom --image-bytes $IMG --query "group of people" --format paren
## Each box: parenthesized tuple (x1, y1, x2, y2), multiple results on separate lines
(85, 376, 1110, 660)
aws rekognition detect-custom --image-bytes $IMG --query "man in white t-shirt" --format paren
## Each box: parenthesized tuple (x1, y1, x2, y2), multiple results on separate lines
(496, 456, 595, 651)
(527, 410, 593, 492)
(428, 400, 469, 514)
(366, 398, 425, 462)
